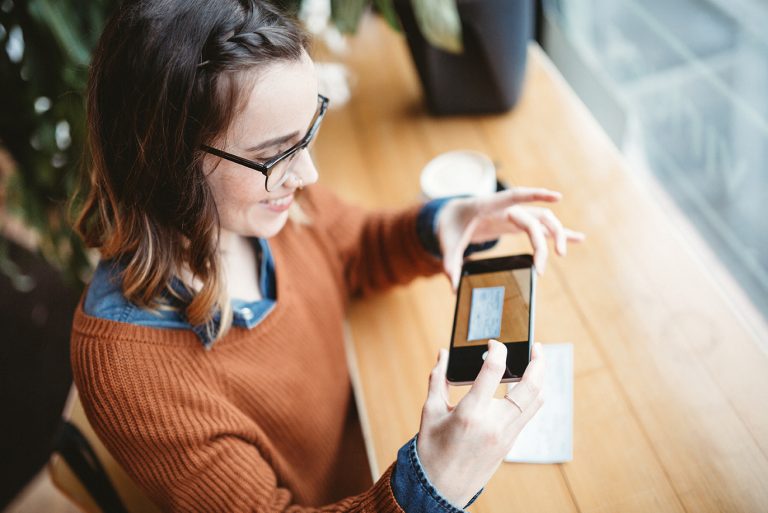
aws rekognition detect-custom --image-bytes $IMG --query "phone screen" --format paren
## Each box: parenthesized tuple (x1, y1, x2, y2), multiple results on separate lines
(448, 256, 535, 384)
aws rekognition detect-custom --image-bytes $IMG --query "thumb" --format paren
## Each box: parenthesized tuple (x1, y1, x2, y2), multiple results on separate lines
(443, 260, 460, 293)
(442, 220, 476, 292)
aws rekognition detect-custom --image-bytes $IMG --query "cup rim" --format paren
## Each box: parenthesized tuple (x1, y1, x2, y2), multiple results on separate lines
(420, 150, 496, 199)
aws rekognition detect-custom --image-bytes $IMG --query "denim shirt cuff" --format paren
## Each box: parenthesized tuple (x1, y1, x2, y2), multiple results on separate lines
(390, 434, 484, 512)
(416, 197, 499, 259)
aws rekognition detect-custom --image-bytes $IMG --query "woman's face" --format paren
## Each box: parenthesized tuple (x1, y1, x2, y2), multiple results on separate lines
(204, 50, 320, 239)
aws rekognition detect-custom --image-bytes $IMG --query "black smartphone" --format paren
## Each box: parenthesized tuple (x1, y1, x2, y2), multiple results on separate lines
(446, 254, 536, 385)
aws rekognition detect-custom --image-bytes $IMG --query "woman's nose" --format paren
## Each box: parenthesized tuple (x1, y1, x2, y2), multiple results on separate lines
(290, 149, 319, 187)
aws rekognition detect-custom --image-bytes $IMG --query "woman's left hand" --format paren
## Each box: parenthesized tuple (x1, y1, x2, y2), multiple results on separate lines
(436, 187, 586, 291)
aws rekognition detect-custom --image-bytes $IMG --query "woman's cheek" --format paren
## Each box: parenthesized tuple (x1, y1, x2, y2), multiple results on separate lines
(211, 166, 266, 204)
(223, 184, 269, 225)
(207, 169, 267, 231)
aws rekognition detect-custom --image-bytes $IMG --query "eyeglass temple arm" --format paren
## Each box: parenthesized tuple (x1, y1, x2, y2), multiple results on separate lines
(200, 144, 270, 173)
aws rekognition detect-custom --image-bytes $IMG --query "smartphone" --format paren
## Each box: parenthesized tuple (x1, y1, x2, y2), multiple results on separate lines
(446, 254, 536, 385)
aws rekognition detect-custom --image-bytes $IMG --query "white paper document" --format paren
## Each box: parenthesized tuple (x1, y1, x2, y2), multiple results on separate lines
(504, 343, 573, 464)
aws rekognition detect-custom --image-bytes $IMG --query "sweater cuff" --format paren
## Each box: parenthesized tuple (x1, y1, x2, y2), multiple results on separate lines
(390, 435, 484, 512)
(416, 197, 499, 259)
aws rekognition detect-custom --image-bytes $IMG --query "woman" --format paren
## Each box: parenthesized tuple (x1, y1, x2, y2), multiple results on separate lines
(71, 0, 584, 511)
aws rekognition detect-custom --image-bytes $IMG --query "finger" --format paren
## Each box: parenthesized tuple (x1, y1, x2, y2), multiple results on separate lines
(536, 209, 567, 256)
(477, 187, 562, 215)
(503, 342, 546, 417)
(508, 208, 549, 274)
(462, 340, 508, 407)
(565, 228, 587, 242)
(426, 348, 451, 413)
(442, 247, 462, 293)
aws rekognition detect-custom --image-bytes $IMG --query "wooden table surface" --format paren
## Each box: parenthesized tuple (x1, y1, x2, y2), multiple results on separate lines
(312, 14, 768, 513)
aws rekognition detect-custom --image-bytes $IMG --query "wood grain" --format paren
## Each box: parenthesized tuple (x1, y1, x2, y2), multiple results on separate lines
(314, 13, 768, 513)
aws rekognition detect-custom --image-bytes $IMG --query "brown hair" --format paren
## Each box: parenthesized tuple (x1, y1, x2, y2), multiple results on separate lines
(74, 0, 310, 342)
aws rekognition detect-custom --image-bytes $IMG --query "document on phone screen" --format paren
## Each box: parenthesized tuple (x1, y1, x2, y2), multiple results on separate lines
(504, 342, 573, 464)
(467, 286, 505, 341)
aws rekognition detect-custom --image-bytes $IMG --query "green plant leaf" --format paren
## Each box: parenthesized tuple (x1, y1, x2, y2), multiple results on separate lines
(374, 0, 402, 32)
(411, 0, 463, 53)
(1, 0, 115, 289)
(330, 0, 370, 34)
(28, 0, 90, 66)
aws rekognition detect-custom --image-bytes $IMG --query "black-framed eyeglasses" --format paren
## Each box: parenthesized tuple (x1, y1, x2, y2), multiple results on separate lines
(201, 94, 329, 192)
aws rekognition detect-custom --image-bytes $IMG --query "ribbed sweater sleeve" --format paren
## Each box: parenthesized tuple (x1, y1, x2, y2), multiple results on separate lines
(301, 184, 445, 298)
(71, 332, 405, 513)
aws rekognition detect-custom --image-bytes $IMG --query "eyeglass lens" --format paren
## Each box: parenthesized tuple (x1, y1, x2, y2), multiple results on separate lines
(264, 95, 326, 192)
(265, 150, 301, 192)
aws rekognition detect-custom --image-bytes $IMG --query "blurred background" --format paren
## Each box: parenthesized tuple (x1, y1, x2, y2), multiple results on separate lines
(1, 0, 766, 511)
(543, 0, 768, 318)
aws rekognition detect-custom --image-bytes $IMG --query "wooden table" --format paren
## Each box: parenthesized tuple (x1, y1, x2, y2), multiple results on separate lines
(312, 14, 768, 513)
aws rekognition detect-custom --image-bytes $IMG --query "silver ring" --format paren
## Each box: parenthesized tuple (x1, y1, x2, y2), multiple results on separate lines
(503, 394, 523, 415)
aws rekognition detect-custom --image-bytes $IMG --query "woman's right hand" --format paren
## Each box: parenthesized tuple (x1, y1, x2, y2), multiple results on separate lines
(416, 340, 546, 507)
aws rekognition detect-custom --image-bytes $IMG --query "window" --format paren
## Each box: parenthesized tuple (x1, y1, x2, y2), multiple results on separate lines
(543, 0, 768, 318)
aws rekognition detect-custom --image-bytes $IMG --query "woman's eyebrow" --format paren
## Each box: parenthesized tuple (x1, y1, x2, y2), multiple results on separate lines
(244, 131, 300, 152)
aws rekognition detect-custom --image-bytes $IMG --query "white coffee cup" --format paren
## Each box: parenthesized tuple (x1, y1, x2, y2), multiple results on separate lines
(420, 150, 497, 200)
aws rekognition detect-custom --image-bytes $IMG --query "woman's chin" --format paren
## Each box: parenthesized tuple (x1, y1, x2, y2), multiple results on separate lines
(250, 212, 290, 239)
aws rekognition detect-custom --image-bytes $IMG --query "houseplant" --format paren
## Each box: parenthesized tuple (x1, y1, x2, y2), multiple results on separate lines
(0, 0, 115, 287)
(275, 0, 465, 52)
(0, 1, 118, 506)
(394, 0, 533, 115)
(277, 0, 533, 115)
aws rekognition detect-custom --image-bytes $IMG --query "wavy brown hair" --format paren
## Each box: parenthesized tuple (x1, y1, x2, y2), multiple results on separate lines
(74, 0, 310, 342)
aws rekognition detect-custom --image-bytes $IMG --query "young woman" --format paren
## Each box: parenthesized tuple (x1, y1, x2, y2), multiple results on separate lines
(71, 0, 584, 511)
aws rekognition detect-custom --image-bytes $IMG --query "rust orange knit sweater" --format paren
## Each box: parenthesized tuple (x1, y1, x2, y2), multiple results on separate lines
(70, 184, 445, 512)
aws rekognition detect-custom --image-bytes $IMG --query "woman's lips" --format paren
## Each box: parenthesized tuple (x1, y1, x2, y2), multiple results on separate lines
(259, 193, 294, 213)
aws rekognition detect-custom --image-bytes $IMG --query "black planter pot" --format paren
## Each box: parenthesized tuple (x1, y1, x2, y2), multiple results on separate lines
(394, 0, 533, 116)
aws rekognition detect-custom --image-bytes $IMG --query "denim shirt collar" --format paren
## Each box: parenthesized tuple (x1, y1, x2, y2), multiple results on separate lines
(83, 237, 277, 350)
